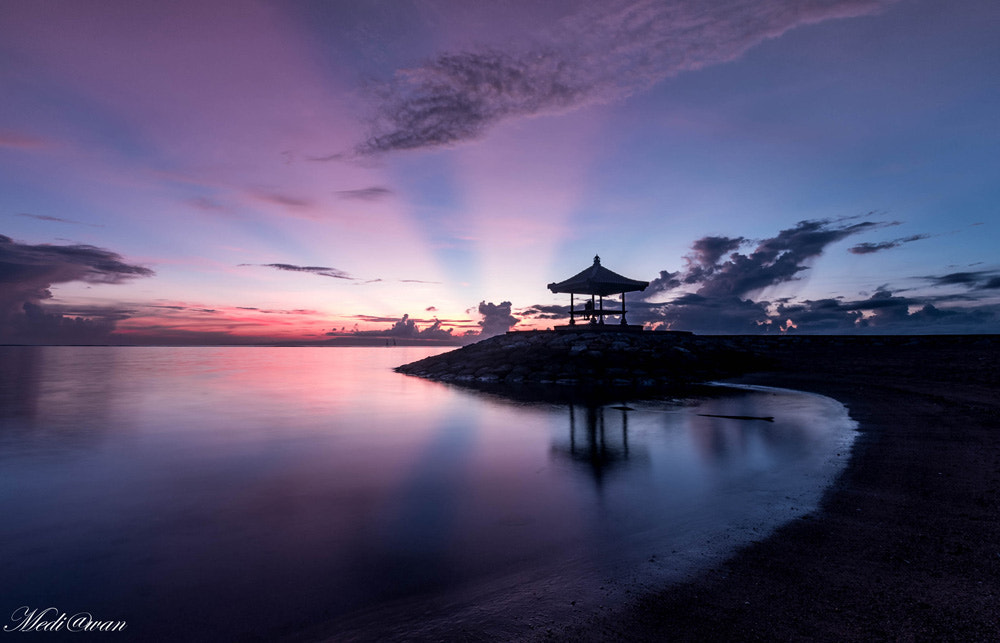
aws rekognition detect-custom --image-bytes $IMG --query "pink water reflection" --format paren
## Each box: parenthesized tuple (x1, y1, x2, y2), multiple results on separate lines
(0, 347, 854, 640)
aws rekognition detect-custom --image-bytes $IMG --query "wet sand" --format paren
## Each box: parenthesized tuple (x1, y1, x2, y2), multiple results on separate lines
(556, 335, 1000, 641)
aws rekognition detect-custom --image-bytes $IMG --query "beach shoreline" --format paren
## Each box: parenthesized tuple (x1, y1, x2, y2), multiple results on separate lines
(550, 335, 1000, 641)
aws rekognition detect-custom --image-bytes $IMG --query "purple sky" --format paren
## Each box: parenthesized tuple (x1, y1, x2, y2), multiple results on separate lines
(2, 0, 998, 343)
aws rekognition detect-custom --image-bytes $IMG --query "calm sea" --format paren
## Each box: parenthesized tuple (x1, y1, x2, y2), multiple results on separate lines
(0, 346, 855, 640)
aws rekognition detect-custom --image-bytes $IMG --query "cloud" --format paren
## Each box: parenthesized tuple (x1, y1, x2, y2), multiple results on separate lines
(927, 271, 983, 286)
(349, 313, 456, 341)
(646, 270, 683, 293)
(922, 270, 1000, 290)
(349, 314, 404, 324)
(240, 263, 355, 280)
(636, 219, 1000, 334)
(849, 234, 930, 254)
(358, 0, 896, 154)
(772, 297, 864, 333)
(0, 234, 154, 343)
(250, 192, 314, 210)
(631, 294, 773, 333)
(335, 186, 393, 201)
(649, 218, 883, 299)
(775, 290, 1000, 334)
(187, 196, 233, 214)
(239, 264, 439, 286)
(306, 153, 346, 163)
(478, 300, 518, 337)
(520, 303, 571, 320)
(13, 213, 103, 228)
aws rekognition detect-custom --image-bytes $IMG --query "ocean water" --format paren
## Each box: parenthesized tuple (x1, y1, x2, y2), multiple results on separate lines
(0, 346, 855, 640)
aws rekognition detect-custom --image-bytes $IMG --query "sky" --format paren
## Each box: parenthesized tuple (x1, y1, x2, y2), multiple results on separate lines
(1, 0, 998, 344)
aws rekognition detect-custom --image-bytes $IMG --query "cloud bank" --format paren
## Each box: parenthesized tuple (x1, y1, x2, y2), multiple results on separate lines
(358, 0, 896, 154)
(0, 234, 154, 343)
(347, 313, 457, 341)
(634, 219, 1000, 333)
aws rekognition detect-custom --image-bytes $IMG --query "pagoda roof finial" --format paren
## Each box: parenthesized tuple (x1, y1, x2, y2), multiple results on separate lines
(594, 254, 601, 264)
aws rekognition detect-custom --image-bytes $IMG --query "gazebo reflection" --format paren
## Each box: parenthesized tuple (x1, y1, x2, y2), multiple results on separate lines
(550, 404, 648, 487)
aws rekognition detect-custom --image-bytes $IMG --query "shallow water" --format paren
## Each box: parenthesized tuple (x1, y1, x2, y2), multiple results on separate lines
(0, 346, 855, 640)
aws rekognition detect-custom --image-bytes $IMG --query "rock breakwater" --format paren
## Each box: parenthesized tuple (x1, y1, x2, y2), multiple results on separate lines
(394, 329, 766, 388)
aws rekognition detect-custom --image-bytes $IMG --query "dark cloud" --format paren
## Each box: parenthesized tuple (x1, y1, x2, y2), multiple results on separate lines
(0, 234, 154, 343)
(631, 295, 773, 334)
(240, 263, 355, 280)
(478, 300, 518, 337)
(778, 290, 913, 332)
(14, 213, 103, 227)
(641, 286, 999, 335)
(849, 234, 930, 254)
(358, 0, 896, 154)
(647, 270, 682, 293)
(520, 303, 570, 320)
(691, 236, 745, 268)
(982, 277, 1000, 290)
(773, 298, 864, 333)
(636, 220, 1000, 334)
(920, 270, 1000, 291)
(12, 302, 119, 344)
(775, 290, 1000, 334)
(927, 271, 983, 286)
(335, 186, 393, 201)
(649, 219, 882, 299)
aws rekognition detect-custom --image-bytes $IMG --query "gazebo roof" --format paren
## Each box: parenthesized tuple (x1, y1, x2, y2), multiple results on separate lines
(547, 255, 649, 297)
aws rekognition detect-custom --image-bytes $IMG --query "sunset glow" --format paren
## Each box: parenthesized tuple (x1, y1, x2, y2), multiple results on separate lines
(2, 0, 998, 343)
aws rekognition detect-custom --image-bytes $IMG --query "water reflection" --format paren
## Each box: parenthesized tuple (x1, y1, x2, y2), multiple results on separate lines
(0, 347, 855, 641)
(551, 404, 649, 488)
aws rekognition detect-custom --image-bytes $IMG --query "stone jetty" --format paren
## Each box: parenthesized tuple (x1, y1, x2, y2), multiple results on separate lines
(394, 329, 767, 388)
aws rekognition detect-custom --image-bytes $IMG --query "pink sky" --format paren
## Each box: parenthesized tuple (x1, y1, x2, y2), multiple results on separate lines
(2, 0, 999, 343)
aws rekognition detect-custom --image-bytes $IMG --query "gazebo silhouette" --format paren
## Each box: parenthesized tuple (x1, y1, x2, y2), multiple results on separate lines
(547, 255, 649, 328)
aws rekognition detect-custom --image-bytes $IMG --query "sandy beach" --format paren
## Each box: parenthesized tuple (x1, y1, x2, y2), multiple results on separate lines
(550, 335, 1000, 641)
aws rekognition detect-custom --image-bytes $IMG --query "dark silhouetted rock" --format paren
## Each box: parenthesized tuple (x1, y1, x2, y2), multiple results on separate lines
(395, 329, 768, 391)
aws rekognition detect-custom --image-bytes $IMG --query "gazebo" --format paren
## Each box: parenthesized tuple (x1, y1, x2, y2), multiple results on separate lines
(547, 255, 649, 327)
